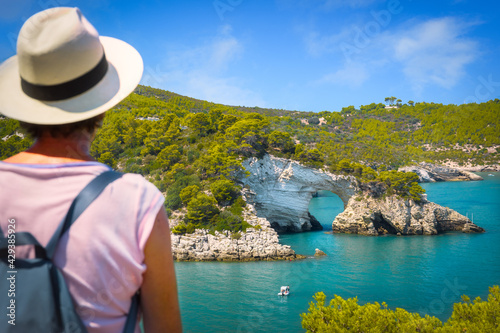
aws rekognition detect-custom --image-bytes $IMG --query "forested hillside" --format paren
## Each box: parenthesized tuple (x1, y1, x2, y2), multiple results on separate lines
(1, 86, 498, 233)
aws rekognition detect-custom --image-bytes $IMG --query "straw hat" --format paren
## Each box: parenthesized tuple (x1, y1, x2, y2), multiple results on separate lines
(0, 7, 143, 125)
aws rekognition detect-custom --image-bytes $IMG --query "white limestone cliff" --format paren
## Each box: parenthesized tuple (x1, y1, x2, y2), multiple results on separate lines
(238, 155, 359, 232)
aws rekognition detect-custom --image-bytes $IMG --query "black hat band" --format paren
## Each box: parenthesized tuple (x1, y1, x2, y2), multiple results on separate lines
(20, 53, 108, 101)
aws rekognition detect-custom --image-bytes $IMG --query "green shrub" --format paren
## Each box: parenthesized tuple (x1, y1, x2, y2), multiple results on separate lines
(228, 196, 246, 216)
(241, 220, 252, 231)
(409, 181, 426, 202)
(165, 174, 201, 211)
(301, 286, 500, 333)
(268, 130, 295, 154)
(212, 210, 252, 233)
(187, 149, 200, 163)
(214, 211, 243, 232)
(332, 158, 426, 202)
(442, 285, 500, 332)
(379, 170, 425, 202)
(165, 192, 182, 211)
(185, 222, 196, 234)
(187, 193, 219, 225)
(210, 179, 240, 206)
(171, 222, 198, 235)
(171, 224, 187, 235)
(308, 117, 320, 125)
(0, 135, 33, 160)
(179, 185, 200, 205)
(97, 151, 117, 168)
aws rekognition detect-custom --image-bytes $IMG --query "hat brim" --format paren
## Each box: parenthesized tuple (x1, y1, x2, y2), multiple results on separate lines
(0, 36, 143, 125)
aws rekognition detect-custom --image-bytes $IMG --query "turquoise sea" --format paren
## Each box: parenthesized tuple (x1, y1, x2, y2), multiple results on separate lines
(175, 172, 500, 332)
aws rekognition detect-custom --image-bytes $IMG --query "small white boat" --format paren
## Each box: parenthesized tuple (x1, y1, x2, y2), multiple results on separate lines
(488, 174, 494, 176)
(278, 286, 290, 296)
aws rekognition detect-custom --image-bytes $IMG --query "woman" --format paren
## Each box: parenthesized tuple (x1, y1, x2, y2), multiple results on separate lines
(0, 7, 182, 333)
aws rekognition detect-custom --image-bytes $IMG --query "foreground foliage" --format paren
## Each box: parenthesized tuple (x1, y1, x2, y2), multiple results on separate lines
(301, 286, 500, 332)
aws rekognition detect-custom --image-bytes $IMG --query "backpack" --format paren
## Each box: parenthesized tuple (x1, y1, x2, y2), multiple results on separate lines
(0, 170, 139, 333)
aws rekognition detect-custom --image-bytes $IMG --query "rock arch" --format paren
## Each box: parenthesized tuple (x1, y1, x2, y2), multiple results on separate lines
(238, 155, 485, 235)
(238, 155, 359, 232)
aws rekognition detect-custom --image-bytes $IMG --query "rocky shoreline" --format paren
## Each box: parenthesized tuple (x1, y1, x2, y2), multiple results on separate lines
(169, 156, 489, 261)
(170, 205, 303, 261)
(399, 162, 485, 182)
(442, 161, 500, 172)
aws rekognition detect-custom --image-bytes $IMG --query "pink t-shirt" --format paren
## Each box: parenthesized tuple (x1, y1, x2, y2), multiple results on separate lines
(0, 161, 164, 333)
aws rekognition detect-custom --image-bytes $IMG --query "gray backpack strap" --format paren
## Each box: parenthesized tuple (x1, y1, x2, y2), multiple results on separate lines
(123, 293, 140, 333)
(0, 232, 47, 258)
(45, 170, 123, 259)
(45, 170, 140, 333)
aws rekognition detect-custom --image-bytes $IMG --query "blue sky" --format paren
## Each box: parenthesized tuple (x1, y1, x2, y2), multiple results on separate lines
(1, 0, 499, 112)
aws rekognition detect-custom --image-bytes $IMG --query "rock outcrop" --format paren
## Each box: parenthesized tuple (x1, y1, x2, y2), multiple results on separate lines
(170, 204, 301, 261)
(332, 194, 485, 235)
(442, 161, 500, 172)
(399, 162, 483, 182)
(238, 155, 359, 233)
(314, 249, 327, 256)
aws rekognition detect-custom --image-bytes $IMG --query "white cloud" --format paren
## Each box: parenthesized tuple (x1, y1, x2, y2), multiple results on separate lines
(302, 28, 352, 57)
(142, 25, 267, 107)
(322, 0, 379, 9)
(185, 73, 266, 107)
(158, 25, 242, 74)
(304, 16, 479, 93)
(393, 17, 479, 92)
(277, 0, 380, 10)
(318, 62, 369, 88)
